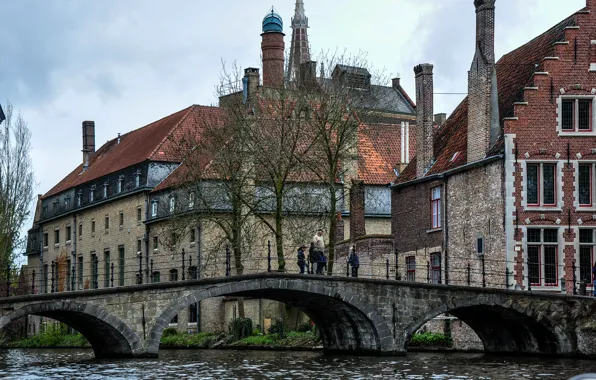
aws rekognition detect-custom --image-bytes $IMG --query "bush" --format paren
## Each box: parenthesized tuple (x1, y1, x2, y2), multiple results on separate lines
(229, 318, 253, 341)
(268, 318, 285, 338)
(162, 327, 178, 337)
(296, 321, 312, 333)
(252, 328, 261, 336)
(409, 332, 452, 347)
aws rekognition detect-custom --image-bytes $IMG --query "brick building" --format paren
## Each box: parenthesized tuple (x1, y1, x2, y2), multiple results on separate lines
(392, 0, 596, 295)
(24, 1, 416, 333)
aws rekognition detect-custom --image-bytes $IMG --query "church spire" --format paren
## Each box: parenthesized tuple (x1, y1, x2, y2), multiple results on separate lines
(286, 0, 311, 83)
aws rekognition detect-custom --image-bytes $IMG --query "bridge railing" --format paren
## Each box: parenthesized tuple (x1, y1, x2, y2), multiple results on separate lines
(7, 243, 593, 298)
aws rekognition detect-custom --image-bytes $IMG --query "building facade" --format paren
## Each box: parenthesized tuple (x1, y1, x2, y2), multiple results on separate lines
(392, 0, 596, 295)
(24, 1, 416, 334)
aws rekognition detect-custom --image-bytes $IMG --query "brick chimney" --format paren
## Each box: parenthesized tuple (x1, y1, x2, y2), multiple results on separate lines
(349, 180, 366, 239)
(392, 77, 400, 89)
(434, 113, 447, 126)
(414, 64, 434, 177)
(261, 8, 285, 88)
(243, 68, 260, 101)
(82, 121, 95, 172)
(467, 0, 499, 163)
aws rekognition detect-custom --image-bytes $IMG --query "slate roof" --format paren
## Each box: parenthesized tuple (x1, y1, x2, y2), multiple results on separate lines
(43, 105, 220, 198)
(394, 11, 578, 185)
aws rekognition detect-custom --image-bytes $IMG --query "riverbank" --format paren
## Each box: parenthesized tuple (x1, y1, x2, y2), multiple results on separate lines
(4, 329, 450, 352)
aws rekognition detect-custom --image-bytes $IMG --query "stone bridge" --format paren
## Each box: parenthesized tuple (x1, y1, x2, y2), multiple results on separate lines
(1, 273, 596, 359)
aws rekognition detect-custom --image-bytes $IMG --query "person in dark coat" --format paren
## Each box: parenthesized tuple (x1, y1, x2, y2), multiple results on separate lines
(592, 261, 596, 297)
(297, 245, 307, 274)
(308, 242, 315, 274)
(348, 247, 359, 278)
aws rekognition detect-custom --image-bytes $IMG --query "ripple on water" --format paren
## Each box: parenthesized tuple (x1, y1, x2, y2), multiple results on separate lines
(0, 349, 594, 379)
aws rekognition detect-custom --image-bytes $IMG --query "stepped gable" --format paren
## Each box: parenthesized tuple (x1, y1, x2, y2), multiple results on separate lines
(394, 12, 578, 185)
(43, 105, 217, 198)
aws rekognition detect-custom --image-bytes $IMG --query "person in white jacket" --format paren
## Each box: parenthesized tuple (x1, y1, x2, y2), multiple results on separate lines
(312, 229, 325, 274)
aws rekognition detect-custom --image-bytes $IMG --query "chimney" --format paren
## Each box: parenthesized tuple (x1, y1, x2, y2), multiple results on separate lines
(299, 60, 317, 87)
(349, 180, 366, 239)
(467, 0, 499, 163)
(261, 8, 285, 88)
(243, 68, 260, 102)
(414, 64, 434, 177)
(434, 113, 447, 126)
(82, 120, 95, 172)
(392, 77, 401, 89)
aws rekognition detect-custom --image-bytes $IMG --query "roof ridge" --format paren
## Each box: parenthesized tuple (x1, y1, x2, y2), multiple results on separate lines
(147, 105, 196, 160)
(497, 11, 577, 63)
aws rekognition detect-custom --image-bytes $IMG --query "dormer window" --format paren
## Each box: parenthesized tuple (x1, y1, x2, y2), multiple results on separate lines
(135, 171, 141, 188)
(65, 197, 70, 209)
(42, 205, 47, 218)
(90, 186, 96, 202)
(189, 192, 195, 209)
(52, 201, 58, 214)
(103, 182, 108, 198)
(117, 177, 123, 193)
(76, 191, 82, 207)
(169, 197, 176, 213)
(559, 96, 594, 134)
(151, 201, 158, 217)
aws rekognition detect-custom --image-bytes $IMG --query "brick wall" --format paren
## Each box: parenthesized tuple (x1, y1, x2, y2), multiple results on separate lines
(414, 64, 434, 177)
(504, 5, 596, 293)
(392, 180, 443, 253)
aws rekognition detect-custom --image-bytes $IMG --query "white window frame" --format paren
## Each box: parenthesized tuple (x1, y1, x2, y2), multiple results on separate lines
(169, 197, 176, 213)
(557, 95, 596, 136)
(189, 192, 195, 209)
(117, 178, 123, 193)
(522, 161, 562, 211)
(151, 201, 158, 217)
(431, 186, 441, 229)
(103, 183, 108, 198)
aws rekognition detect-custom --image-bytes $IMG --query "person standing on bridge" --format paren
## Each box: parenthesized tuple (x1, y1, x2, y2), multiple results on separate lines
(592, 261, 596, 297)
(312, 229, 325, 275)
(348, 246, 359, 278)
(297, 245, 307, 274)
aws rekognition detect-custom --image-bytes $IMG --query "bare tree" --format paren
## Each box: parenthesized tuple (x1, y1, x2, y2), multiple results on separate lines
(0, 101, 35, 274)
(297, 51, 387, 275)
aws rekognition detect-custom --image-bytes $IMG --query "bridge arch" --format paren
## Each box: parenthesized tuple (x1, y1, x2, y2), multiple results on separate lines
(0, 301, 143, 358)
(404, 296, 574, 356)
(146, 277, 393, 356)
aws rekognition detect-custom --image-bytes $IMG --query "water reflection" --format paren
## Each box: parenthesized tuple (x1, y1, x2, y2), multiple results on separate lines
(0, 349, 593, 379)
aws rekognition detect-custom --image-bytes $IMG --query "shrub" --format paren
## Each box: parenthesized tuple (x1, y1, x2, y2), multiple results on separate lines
(268, 318, 285, 338)
(162, 327, 178, 337)
(409, 332, 452, 347)
(229, 318, 253, 341)
(296, 321, 312, 333)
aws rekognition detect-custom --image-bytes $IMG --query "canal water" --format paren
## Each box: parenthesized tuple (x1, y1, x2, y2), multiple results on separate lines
(0, 349, 595, 379)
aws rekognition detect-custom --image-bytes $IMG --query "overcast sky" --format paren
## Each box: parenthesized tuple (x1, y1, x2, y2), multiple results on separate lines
(0, 0, 586, 219)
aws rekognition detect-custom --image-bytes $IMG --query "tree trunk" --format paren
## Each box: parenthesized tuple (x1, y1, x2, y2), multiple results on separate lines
(275, 192, 286, 271)
(327, 185, 338, 275)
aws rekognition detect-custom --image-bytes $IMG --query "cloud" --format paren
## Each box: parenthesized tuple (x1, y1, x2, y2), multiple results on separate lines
(0, 0, 588, 250)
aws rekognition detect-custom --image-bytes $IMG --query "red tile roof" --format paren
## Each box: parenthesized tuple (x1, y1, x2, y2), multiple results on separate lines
(43, 105, 219, 198)
(358, 123, 404, 185)
(394, 11, 577, 185)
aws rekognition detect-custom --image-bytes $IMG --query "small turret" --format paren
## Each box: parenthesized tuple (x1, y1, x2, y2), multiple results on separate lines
(261, 7, 285, 88)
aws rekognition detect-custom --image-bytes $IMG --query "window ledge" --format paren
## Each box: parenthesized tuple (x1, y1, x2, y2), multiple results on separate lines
(54, 244, 60, 248)
(190, 242, 196, 247)
(524, 207, 562, 212)
(558, 131, 596, 137)
(426, 228, 443, 234)
(577, 207, 596, 212)
(43, 247, 48, 251)
(65, 241, 71, 246)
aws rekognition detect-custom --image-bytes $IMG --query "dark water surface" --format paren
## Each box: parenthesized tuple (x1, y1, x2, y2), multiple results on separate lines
(0, 349, 595, 379)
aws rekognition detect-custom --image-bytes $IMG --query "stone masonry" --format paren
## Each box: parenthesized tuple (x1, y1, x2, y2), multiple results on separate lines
(2, 273, 596, 359)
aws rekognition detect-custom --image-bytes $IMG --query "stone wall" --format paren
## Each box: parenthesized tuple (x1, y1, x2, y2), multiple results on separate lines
(447, 161, 506, 288)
